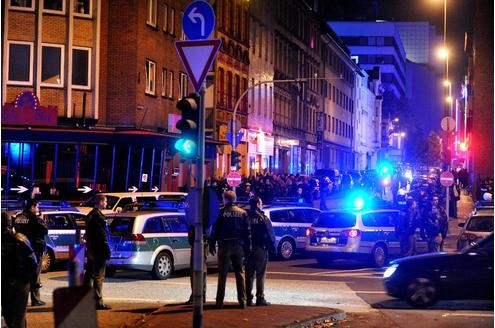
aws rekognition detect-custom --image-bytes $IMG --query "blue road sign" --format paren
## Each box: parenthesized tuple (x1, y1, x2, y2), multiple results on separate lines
(182, 1, 215, 40)
(224, 131, 244, 149)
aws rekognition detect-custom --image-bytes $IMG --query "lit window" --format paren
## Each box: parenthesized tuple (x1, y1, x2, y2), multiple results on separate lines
(7, 41, 33, 85)
(168, 71, 174, 98)
(41, 44, 64, 87)
(72, 47, 91, 89)
(179, 73, 188, 98)
(9, 0, 34, 11)
(74, 0, 91, 16)
(147, 0, 157, 27)
(43, 0, 64, 13)
(145, 59, 156, 95)
(161, 68, 167, 97)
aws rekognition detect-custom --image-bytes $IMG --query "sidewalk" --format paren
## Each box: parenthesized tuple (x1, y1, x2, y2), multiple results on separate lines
(25, 301, 404, 328)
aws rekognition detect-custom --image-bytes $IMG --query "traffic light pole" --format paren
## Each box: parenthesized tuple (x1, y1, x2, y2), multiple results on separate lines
(193, 87, 205, 328)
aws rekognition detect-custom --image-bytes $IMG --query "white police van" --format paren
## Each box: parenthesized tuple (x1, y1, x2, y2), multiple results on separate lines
(262, 206, 321, 260)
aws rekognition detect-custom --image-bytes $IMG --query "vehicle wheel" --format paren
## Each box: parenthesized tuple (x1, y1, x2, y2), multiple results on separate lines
(371, 244, 388, 268)
(277, 238, 295, 260)
(105, 267, 116, 277)
(40, 250, 54, 273)
(152, 252, 173, 280)
(406, 277, 438, 308)
(316, 255, 333, 266)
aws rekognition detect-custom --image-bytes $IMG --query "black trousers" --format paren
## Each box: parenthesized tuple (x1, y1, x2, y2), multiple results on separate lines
(245, 246, 268, 302)
(30, 250, 44, 304)
(84, 258, 107, 305)
(2, 279, 30, 328)
(216, 241, 246, 305)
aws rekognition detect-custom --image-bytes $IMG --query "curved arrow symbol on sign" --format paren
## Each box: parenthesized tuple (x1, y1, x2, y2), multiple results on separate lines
(188, 6, 205, 37)
(128, 186, 138, 192)
(11, 186, 28, 193)
(77, 186, 93, 193)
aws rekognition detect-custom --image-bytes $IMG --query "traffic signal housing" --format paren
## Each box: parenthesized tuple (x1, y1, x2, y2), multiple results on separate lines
(175, 94, 199, 157)
(231, 151, 241, 171)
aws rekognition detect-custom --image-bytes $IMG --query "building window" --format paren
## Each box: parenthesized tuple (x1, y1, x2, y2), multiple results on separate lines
(180, 12, 186, 40)
(9, 0, 34, 11)
(43, 0, 64, 13)
(218, 68, 225, 106)
(147, 0, 157, 27)
(169, 7, 175, 35)
(7, 41, 33, 85)
(72, 47, 91, 89)
(41, 44, 64, 87)
(145, 59, 156, 95)
(74, 0, 91, 16)
(162, 4, 168, 32)
(161, 68, 167, 97)
(168, 71, 174, 98)
(179, 72, 188, 99)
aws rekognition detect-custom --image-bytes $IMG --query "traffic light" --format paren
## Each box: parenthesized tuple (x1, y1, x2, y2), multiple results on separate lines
(175, 94, 199, 157)
(231, 151, 241, 171)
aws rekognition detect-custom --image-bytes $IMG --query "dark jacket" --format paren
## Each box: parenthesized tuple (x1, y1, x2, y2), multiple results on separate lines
(247, 209, 275, 253)
(14, 211, 48, 254)
(85, 208, 111, 261)
(209, 202, 251, 250)
(2, 230, 38, 284)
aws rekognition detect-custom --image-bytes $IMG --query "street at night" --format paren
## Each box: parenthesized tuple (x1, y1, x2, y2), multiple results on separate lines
(1, 0, 493, 327)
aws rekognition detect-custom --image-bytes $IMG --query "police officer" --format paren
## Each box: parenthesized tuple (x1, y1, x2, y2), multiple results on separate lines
(399, 198, 421, 256)
(245, 197, 275, 307)
(14, 199, 47, 306)
(83, 194, 112, 310)
(2, 211, 39, 328)
(209, 190, 251, 309)
(423, 196, 447, 252)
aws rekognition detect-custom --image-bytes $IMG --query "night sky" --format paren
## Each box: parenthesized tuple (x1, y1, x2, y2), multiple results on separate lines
(320, 0, 475, 89)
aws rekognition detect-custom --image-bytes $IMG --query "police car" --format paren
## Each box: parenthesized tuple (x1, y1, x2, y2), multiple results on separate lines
(106, 211, 216, 280)
(14, 209, 87, 272)
(261, 206, 321, 260)
(76, 192, 187, 215)
(306, 207, 429, 267)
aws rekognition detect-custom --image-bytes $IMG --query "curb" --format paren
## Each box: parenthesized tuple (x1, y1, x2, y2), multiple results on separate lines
(285, 310, 347, 328)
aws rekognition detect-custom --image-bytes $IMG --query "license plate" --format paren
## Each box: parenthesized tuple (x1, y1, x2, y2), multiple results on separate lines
(319, 237, 337, 244)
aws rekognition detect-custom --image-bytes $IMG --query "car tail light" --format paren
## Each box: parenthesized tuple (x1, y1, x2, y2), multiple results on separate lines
(122, 233, 146, 242)
(460, 233, 479, 242)
(306, 228, 315, 237)
(341, 229, 361, 238)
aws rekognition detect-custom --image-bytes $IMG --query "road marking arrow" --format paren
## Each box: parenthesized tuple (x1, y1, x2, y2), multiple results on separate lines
(188, 6, 205, 37)
(152, 186, 159, 192)
(11, 186, 28, 193)
(77, 186, 92, 194)
(128, 186, 138, 192)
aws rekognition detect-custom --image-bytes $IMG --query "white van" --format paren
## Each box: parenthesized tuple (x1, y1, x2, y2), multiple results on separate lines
(76, 192, 187, 215)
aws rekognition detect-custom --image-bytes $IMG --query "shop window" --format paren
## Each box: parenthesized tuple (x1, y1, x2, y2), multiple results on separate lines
(145, 59, 156, 95)
(147, 0, 157, 27)
(72, 47, 91, 89)
(41, 44, 64, 87)
(74, 0, 91, 16)
(8, 41, 33, 85)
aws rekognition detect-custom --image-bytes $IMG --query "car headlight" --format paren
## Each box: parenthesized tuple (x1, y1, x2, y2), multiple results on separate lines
(383, 264, 399, 278)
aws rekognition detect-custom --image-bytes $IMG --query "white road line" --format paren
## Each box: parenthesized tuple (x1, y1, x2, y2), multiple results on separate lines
(442, 313, 494, 318)
(348, 290, 387, 294)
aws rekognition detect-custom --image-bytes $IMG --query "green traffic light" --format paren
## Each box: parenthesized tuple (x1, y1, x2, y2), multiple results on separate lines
(175, 138, 197, 157)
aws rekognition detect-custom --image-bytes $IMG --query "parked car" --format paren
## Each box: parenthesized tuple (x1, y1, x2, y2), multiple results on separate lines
(457, 208, 493, 250)
(383, 233, 494, 307)
(306, 209, 428, 267)
(262, 206, 321, 260)
(38, 209, 86, 272)
(76, 192, 187, 215)
(106, 211, 216, 280)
